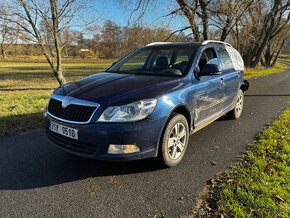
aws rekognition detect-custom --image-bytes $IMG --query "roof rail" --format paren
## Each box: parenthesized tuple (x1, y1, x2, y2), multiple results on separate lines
(202, 40, 232, 47)
(146, 42, 173, 46)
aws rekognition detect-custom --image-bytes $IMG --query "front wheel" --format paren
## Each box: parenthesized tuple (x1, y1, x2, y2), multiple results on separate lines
(159, 114, 189, 167)
(227, 89, 244, 119)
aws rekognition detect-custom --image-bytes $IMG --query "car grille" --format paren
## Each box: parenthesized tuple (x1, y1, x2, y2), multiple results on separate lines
(47, 98, 97, 123)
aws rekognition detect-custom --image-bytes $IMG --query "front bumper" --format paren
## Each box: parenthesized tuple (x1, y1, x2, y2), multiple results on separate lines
(45, 116, 167, 160)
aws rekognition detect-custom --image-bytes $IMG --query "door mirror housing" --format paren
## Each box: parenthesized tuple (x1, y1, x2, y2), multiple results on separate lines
(110, 62, 117, 67)
(200, 64, 222, 76)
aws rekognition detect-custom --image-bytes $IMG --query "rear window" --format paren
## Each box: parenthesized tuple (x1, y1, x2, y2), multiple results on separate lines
(217, 47, 234, 70)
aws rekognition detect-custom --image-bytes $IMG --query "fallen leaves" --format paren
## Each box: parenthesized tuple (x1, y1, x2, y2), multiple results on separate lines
(275, 195, 285, 202)
(264, 163, 273, 172)
(210, 160, 217, 165)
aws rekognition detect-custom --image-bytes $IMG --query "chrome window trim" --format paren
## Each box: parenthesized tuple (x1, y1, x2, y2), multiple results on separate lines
(47, 94, 100, 124)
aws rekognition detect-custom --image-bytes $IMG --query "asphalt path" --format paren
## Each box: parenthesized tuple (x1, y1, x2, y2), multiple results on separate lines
(0, 68, 289, 217)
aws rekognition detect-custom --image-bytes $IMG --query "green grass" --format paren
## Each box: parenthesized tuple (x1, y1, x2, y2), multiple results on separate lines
(0, 61, 112, 136)
(0, 58, 288, 136)
(244, 62, 287, 78)
(197, 108, 290, 217)
(278, 54, 290, 62)
(278, 58, 290, 63)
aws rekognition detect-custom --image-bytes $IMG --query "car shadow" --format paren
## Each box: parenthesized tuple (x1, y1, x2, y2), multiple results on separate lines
(0, 135, 166, 190)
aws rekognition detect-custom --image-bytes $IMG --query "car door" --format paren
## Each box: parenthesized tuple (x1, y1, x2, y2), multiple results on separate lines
(216, 46, 240, 112)
(193, 47, 225, 126)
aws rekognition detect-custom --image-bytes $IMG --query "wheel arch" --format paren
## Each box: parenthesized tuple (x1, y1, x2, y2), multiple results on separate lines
(170, 104, 192, 130)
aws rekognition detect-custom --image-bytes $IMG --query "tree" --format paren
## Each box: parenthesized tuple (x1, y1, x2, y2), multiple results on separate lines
(0, 1, 18, 59)
(12, 0, 88, 85)
(132, 0, 289, 68)
(238, 0, 290, 67)
(209, 0, 254, 41)
(61, 28, 75, 57)
(262, 24, 289, 67)
(100, 20, 124, 58)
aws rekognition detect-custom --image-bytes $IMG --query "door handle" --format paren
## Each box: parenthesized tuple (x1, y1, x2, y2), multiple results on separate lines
(220, 78, 225, 85)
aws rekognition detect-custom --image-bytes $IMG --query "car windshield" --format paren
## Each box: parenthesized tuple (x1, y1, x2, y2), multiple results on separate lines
(107, 46, 195, 77)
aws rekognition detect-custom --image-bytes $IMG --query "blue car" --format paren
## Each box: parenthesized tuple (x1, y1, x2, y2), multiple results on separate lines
(44, 40, 249, 167)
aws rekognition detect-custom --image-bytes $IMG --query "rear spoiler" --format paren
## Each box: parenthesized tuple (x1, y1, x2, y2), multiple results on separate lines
(241, 80, 249, 92)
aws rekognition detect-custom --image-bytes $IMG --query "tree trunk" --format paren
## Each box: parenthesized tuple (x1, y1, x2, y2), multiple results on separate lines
(199, 0, 209, 40)
(249, 0, 281, 68)
(264, 45, 271, 67)
(220, 20, 231, 41)
(1, 48, 6, 59)
(260, 57, 265, 67)
(177, 0, 200, 42)
(53, 68, 66, 85)
(271, 39, 286, 67)
(50, 0, 66, 86)
(18, 0, 66, 86)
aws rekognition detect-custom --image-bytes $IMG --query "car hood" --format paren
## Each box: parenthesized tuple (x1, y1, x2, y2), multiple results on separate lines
(53, 72, 183, 105)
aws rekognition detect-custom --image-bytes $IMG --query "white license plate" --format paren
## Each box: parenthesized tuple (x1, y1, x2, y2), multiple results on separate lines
(49, 120, 78, 140)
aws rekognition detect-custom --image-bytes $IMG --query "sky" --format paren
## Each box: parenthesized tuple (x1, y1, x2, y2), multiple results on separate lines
(78, 0, 189, 35)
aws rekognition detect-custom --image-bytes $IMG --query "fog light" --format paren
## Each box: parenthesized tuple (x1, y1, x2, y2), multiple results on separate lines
(108, 144, 140, 154)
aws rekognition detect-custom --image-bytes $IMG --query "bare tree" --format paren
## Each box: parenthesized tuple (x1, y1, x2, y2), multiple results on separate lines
(175, 0, 200, 41)
(262, 24, 289, 67)
(11, 0, 89, 85)
(209, 0, 254, 41)
(240, 0, 290, 67)
(0, 1, 18, 59)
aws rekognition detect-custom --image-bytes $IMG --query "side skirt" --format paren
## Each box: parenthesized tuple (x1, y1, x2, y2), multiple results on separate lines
(190, 106, 234, 135)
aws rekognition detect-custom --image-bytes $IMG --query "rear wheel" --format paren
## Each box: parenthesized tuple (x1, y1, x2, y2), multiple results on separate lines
(227, 89, 244, 119)
(159, 114, 189, 167)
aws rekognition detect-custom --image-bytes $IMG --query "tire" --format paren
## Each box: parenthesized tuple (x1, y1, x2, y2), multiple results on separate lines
(227, 89, 244, 119)
(159, 114, 189, 167)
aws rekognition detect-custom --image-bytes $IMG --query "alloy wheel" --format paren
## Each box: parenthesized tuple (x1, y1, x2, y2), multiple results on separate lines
(167, 122, 187, 159)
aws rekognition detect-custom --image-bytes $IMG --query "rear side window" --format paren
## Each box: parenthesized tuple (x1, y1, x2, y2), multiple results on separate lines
(217, 47, 234, 70)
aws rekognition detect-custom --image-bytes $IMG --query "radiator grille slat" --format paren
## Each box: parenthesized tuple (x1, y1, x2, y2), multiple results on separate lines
(48, 98, 96, 123)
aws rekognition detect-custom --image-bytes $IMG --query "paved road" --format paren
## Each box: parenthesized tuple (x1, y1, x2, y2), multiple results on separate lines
(0, 69, 289, 217)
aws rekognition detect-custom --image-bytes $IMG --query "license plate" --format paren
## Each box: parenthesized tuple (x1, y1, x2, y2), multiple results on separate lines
(49, 120, 78, 140)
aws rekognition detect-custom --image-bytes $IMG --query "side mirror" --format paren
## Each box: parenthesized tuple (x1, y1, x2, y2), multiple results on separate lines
(200, 64, 221, 76)
(110, 62, 117, 67)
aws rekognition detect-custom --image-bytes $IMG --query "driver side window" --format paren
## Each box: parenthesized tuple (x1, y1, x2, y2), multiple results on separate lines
(198, 48, 218, 74)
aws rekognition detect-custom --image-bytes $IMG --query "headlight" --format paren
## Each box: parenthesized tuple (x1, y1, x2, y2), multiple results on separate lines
(98, 98, 157, 122)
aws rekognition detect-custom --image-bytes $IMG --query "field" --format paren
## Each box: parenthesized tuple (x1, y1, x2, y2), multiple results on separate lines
(0, 61, 113, 136)
(0, 58, 288, 136)
(197, 108, 290, 217)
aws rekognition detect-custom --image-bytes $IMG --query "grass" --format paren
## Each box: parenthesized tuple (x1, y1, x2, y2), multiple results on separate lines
(197, 108, 290, 217)
(0, 57, 288, 136)
(278, 54, 290, 63)
(244, 62, 287, 78)
(0, 61, 113, 136)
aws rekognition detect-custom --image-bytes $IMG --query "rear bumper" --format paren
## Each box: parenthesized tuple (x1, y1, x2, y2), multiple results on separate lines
(241, 80, 249, 92)
(45, 116, 167, 160)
